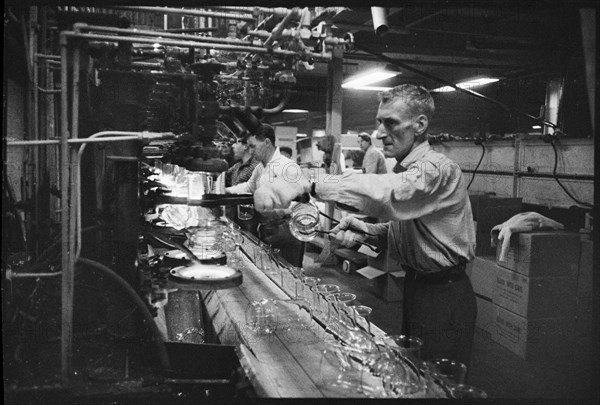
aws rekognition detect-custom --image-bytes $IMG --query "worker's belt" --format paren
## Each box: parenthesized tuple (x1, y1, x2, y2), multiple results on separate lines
(405, 260, 467, 285)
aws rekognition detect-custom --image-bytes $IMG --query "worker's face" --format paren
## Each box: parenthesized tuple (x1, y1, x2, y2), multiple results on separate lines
(231, 139, 248, 160)
(358, 138, 370, 152)
(375, 98, 428, 161)
(248, 135, 270, 165)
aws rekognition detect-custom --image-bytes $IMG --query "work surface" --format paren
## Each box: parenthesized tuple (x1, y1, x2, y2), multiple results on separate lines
(190, 237, 449, 398)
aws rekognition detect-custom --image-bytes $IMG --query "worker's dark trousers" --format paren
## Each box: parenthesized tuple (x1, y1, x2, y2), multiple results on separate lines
(402, 274, 477, 369)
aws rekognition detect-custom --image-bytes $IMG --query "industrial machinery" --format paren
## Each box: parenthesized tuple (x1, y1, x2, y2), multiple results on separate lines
(3, 6, 353, 400)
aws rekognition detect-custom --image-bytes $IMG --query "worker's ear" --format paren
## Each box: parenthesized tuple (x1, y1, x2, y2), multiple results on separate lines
(413, 114, 429, 136)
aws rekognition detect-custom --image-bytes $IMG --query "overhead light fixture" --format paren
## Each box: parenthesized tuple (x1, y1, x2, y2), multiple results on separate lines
(532, 125, 542, 129)
(344, 86, 393, 92)
(296, 133, 307, 138)
(342, 68, 399, 90)
(283, 109, 309, 113)
(431, 77, 500, 93)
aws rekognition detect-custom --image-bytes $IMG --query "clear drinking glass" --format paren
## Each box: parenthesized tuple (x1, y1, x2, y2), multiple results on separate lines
(290, 266, 305, 299)
(327, 292, 357, 322)
(247, 299, 277, 335)
(315, 284, 340, 316)
(388, 335, 424, 361)
(289, 201, 320, 241)
(423, 358, 467, 386)
(349, 305, 373, 335)
(187, 172, 204, 202)
(237, 204, 254, 220)
(303, 276, 321, 311)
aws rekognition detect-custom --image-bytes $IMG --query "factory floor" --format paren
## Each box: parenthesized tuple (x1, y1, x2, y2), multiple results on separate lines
(301, 249, 596, 400)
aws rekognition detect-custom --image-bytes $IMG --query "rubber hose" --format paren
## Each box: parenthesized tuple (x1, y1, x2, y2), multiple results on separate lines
(76, 257, 171, 370)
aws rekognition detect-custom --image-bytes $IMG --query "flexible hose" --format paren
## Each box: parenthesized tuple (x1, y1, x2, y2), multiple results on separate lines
(467, 143, 486, 190)
(75, 257, 171, 370)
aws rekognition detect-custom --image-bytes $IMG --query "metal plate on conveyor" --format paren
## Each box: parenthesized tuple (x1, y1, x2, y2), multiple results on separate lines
(168, 264, 243, 290)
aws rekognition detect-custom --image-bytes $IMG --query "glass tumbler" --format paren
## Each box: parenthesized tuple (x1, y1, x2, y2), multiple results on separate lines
(289, 201, 320, 241)
(424, 358, 467, 386)
(389, 335, 424, 361)
(237, 204, 254, 220)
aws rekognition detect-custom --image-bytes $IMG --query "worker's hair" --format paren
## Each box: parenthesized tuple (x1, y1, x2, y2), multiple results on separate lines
(237, 132, 250, 145)
(252, 124, 276, 145)
(378, 84, 435, 121)
(358, 133, 372, 144)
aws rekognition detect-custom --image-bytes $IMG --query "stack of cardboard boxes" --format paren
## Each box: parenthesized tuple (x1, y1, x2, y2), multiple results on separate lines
(468, 231, 584, 364)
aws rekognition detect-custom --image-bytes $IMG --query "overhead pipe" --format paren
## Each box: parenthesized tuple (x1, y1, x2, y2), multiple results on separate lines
(75, 23, 255, 47)
(263, 7, 301, 48)
(161, 27, 217, 34)
(210, 6, 290, 17)
(7, 133, 175, 147)
(108, 5, 256, 22)
(35, 53, 61, 60)
(62, 30, 332, 61)
(262, 89, 291, 115)
(371, 7, 389, 36)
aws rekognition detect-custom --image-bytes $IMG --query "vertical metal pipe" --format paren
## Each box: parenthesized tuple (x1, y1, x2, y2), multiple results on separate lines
(59, 32, 72, 386)
(70, 39, 80, 262)
(32, 27, 40, 257)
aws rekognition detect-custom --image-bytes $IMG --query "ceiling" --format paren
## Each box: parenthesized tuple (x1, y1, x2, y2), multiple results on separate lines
(270, 5, 589, 135)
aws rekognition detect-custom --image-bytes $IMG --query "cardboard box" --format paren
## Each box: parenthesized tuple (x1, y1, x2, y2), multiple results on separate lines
(357, 266, 404, 302)
(491, 305, 575, 363)
(495, 231, 581, 277)
(492, 265, 576, 319)
(575, 239, 593, 337)
(475, 295, 496, 335)
(466, 256, 498, 299)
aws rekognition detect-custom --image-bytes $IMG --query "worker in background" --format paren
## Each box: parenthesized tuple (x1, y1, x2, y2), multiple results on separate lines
(253, 84, 477, 368)
(226, 124, 305, 267)
(225, 133, 260, 235)
(358, 132, 387, 174)
(225, 133, 259, 187)
(279, 146, 293, 159)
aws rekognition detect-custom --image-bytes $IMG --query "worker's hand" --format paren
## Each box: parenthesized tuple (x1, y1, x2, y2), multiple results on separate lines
(254, 175, 310, 212)
(329, 216, 368, 248)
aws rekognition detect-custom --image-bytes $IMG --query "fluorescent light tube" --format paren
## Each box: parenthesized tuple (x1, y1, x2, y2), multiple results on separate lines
(344, 86, 393, 92)
(342, 70, 398, 89)
(432, 78, 499, 92)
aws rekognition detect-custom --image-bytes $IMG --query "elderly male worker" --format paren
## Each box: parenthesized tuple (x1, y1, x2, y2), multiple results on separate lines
(226, 124, 305, 267)
(358, 132, 387, 174)
(253, 84, 477, 367)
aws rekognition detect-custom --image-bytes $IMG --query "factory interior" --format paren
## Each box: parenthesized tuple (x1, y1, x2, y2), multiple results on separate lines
(3, 4, 598, 404)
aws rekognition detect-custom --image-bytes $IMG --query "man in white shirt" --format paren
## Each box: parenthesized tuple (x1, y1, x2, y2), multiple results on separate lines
(226, 124, 305, 267)
(253, 85, 477, 368)
(358, 132, 387, 174)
